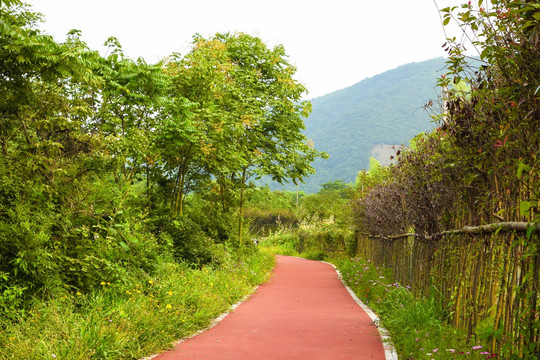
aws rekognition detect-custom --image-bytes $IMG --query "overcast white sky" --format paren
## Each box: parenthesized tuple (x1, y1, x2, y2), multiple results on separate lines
(28, 0, 461, 99)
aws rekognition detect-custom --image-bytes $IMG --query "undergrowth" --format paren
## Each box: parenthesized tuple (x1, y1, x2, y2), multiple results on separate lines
(335, 257, 495, 360)
(258, 231, 301, 257)
(0, 249, 274, 360)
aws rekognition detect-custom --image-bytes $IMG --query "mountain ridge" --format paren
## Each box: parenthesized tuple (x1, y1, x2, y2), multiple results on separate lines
(267, 57, 448, 193)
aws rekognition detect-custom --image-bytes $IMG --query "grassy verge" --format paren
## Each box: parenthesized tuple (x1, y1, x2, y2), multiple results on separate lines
(258, 227, 341, 261)
(258, 231, 301, 257)
(334, 256, 494, 360)
(0, 249, 274, 360)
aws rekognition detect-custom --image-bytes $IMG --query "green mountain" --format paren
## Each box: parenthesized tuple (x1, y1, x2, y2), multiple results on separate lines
(266, 57, 447, 193)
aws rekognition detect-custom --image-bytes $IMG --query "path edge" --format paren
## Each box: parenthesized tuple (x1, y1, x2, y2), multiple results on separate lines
(140, 264, 274, 360)
(324, 261, 399, 360)
(139, 286, 261, 360)
(140, 256, 398, 360)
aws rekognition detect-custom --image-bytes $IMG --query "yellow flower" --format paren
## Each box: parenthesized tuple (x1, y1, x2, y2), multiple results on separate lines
(76, 292, 82, 296)
(148, 280, 153, 284)
(166, 304, 172, 309)
(168, 291, 173, 296)
(100, 282, 106, 286)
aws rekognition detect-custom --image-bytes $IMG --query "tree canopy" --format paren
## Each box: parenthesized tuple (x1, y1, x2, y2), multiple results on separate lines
(0, 2, 324, 298)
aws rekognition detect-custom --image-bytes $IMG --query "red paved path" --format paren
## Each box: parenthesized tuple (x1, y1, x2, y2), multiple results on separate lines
(153, 255, 386, 360)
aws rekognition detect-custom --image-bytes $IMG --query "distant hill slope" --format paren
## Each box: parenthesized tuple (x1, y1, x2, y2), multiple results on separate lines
(266, 57, 447, 193)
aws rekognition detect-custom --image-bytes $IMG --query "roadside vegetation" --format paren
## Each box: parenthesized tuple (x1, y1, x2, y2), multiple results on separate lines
(0, 250, 274, 359)
(0, 1, 320, 358)
(260, 1, 539, 359)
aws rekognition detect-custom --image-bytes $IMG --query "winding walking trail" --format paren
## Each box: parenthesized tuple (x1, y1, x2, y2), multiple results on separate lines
(153, 255, 390, 360)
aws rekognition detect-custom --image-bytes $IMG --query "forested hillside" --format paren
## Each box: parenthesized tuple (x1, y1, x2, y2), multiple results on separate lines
(272, 58, 447, 193)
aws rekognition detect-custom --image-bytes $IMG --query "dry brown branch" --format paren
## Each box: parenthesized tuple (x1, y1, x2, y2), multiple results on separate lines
(361, 221, 540, 241)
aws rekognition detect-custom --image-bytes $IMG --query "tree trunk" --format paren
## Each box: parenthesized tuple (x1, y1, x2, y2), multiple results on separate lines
(172, 146, 192, 216)
(146, 162, 151, 210)
(238, 167, 246, 246)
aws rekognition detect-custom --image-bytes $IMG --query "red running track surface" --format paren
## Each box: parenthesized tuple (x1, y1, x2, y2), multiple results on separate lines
(153, 255, 386, 360)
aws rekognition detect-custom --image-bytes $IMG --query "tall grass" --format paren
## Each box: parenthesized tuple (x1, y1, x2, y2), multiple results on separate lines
(0, 249, 274, 360)
(335, 257, 495, 360)
(258, 231, 300, 257)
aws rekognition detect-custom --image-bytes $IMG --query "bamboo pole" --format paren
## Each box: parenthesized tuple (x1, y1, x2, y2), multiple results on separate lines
(356, 224, 539, 357)
(503, 234, 518, 352)
(492, 238, 511, 355)
(469, 238, 482, 338)
(529, 238, 539, 359)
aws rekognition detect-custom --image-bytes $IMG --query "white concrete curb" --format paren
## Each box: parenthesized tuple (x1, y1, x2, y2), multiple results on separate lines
(324, 261, 399, 360)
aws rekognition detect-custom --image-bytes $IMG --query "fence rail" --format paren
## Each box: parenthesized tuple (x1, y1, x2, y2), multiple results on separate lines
(359, 221, 540, 240)
(355, 222, 540, 358)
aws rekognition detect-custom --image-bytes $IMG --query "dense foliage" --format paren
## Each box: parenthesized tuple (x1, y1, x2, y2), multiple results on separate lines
(351, 0, 539, 358)
(0, 0, 323, 330)
(246, 180, 354, 236)
(1, 251, 274, 359)
(254, 179, 356, 260)
(353, 0, 539, 238)
(337, 257, 495, 360)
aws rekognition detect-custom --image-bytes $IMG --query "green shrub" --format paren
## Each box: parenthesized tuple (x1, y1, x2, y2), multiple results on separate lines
(0, 272, 26, 320)
(305, 251, 326, 261)
(259, 232, 300, 256)
(300, 225, 353, 254)
(0, 249, 274, 360)
(166, 217, 226, 267)
(184, 197, 237, 243)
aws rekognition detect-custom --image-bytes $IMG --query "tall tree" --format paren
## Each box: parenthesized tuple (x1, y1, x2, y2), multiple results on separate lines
(196, 33, 325, 244)
(96, 37, 169, 208)
(165, 33, 325, 243)
(0, 2, 111, 290)
(162, 40, 232, 216)
(223, 33, 323, 244)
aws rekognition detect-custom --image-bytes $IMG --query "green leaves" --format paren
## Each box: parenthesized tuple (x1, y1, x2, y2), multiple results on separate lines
(516, 160, 531, 178)
(0, 2, 325, 311)
(519, 201, 532, 217)
(164, 32, 324, 215)
(440, 6, 457, 26)
(0, 0, 22, 7)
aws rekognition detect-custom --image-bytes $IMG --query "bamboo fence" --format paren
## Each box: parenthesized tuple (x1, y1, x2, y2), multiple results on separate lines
(356, 222, 540, 358)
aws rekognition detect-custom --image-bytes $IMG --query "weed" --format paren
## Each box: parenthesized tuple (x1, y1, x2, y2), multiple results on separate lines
(334, 256, 493, 360)
(259, 232, 300, 256)
(305, 251, 327, 261)
(0, 250, 274, 360)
